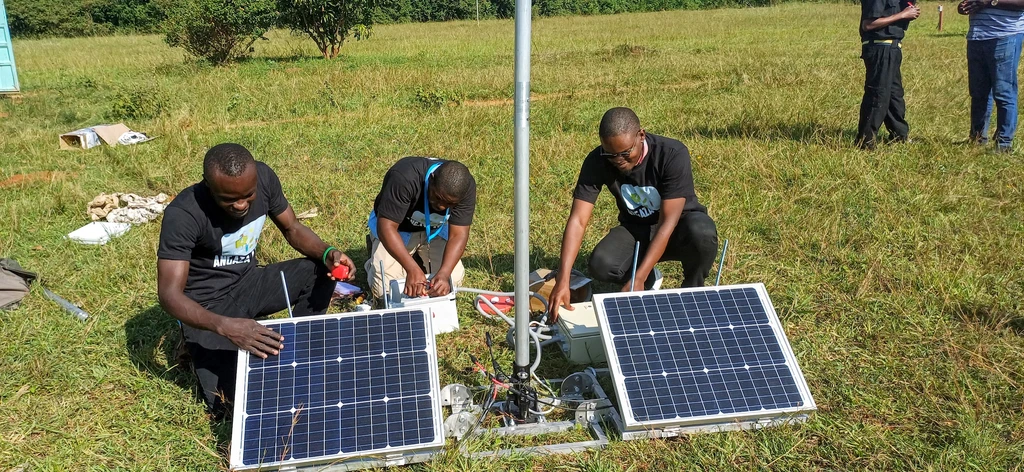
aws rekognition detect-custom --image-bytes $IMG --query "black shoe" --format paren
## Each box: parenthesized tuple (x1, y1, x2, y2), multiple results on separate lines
(856, 137, 876, 150)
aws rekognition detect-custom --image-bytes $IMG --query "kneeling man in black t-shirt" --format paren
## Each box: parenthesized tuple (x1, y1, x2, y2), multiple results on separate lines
(364, 157, 476, 301)
(548, 107, 719, 320)
(157, 143, 356, 413)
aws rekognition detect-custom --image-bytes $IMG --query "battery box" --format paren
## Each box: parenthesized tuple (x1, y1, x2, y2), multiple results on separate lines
(555, 301, 606, 365)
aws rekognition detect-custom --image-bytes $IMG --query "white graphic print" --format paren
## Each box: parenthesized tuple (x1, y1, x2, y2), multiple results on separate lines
(408, 210, 449, 228)
(620, 185, 662, 218)
(214, 215, 266, 267)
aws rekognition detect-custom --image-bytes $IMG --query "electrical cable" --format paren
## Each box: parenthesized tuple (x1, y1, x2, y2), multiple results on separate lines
(458, 284, 592, 420)
(461, 286, 552, 379)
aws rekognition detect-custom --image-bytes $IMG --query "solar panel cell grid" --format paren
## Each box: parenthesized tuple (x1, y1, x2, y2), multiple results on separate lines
(603, 288, 769, 336)
(232, 309, 441, 469)
(596, 285, 813, 429)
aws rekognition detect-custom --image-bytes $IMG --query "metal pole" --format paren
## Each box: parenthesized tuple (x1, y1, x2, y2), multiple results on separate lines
(512, 0, 532, 381)
(629, 241, 640, 291)
(281, 271, 294, 318)
(715, 239, 729, 286)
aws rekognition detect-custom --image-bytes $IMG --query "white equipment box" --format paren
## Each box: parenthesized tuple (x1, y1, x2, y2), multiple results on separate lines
(387, 278, 460, 336)
(555, 301, 606, 364)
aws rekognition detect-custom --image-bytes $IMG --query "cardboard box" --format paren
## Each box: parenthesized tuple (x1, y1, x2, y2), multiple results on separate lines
(59, 123, 132, 150)
(529, 268, 592, 312)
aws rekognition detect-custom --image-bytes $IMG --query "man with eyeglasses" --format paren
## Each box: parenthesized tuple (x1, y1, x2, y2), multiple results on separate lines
(365, 157, 476, 302)
(547, 107, 718, 320)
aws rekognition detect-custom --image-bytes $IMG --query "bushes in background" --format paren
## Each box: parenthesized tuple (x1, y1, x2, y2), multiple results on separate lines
(278, 0, 375, 59)
(9, 0, 814, 38)
(6, 0, 165, 37)
(370, 0, 787, 23)
(161, 0, 277, 64)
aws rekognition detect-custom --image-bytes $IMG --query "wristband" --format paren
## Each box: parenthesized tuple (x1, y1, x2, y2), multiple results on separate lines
(322, 246, 338, 266)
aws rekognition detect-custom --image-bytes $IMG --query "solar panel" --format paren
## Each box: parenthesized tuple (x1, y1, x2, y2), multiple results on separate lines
(594, 283, 815, 433)
(229, 309, 445, 470)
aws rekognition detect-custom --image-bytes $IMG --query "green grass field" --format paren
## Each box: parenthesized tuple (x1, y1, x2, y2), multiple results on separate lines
(2, 2, 1024, 470)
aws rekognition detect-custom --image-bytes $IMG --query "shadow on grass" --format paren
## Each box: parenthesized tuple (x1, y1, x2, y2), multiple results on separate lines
(952, 302, 1024, 335)
(236, 54, 324, 65)
(460, 248, 566, 289)
(124, 305, 232, 449)
(125, 304, 196, 392)
(687, 121, 858, 144)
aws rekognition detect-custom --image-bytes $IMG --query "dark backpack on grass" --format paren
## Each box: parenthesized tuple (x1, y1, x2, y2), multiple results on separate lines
(0, 259, 37, 310)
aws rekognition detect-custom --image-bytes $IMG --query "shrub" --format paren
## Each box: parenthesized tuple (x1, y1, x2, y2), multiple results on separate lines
(413, 87, 463, 108)
(161, 0, 278, 65)
(108, 84, 169, 120)
(6, 0, 109, 37)
(89, 0, 166, 34)
(277, 0, 374, 59)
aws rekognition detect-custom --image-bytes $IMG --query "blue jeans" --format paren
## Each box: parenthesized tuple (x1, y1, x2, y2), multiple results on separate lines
(967, 33, 1024, 149)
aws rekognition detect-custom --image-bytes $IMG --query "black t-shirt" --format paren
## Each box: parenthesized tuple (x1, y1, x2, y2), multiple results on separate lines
(157, 162, 289, 306)
(373, 156, 477, 233)
(573, 133, 706, 226)
(861, 0, 911, 41)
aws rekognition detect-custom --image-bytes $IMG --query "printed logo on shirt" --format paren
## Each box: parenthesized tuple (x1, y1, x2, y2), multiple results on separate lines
(408, 210, 449, 229)
(214, 215, 266, 267)
(620, 184, 662, 218)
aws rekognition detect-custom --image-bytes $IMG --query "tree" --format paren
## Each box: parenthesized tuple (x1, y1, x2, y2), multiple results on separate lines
(278, 0, 374, 60)
(161, 0, 278, 65)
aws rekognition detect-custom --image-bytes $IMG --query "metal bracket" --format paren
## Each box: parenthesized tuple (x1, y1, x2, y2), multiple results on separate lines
(440, 383, 474, 414)
(441, 370, 623, 458)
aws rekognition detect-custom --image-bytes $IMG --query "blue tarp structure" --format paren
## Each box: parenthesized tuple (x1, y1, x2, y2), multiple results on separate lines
(0, 0, 20, 93)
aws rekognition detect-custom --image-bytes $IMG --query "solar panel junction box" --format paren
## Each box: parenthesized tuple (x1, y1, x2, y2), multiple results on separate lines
(387, 278, 459, 336)
(555, 301, 606, 365)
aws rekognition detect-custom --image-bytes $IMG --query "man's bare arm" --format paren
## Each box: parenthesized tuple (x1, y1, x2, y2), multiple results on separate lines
(621, 198, 686, 292)
(272, 205, 355, 278)
(157, 259, 284, 358)
(862, 4, 920, 30)
(428, 224, 469, 297)
(548, 199, 596, 320)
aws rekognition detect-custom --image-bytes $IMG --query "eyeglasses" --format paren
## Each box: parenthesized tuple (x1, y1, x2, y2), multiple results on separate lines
(600, 131, 642, 160)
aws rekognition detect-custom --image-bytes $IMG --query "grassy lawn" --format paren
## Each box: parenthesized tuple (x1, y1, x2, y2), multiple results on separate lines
(2, 2, 1023, 470)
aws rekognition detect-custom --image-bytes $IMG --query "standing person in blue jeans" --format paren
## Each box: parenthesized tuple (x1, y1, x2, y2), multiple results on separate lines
(857, 0, 921, 150)
(959, 0, 1024, 152)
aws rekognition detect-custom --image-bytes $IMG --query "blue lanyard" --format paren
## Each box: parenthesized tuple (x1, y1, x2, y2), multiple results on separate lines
(424, 162, 449, 243)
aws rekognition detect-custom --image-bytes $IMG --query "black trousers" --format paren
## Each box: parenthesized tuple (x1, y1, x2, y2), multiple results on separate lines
(588, 211, 719, 289)
(857, 42, 910, 148)
(184, 258, 334, 413)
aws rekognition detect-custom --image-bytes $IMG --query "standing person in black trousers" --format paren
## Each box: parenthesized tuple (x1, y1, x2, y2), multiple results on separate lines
(857, 0, 921, 150)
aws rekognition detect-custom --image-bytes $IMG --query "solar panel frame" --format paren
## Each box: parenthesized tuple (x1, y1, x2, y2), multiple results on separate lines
(594, 283, 816, 432)
(228, 308, 446, 471)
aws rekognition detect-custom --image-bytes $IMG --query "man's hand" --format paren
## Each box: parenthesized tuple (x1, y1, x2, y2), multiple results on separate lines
(427, 272, 452, 297)
(958, 0, 983, 14)
(902, 3, 922, 19)
(620, 269, 649, 292)
(405, 269, 429, 297)
(547, 281, 574, 323)
(217, 318, 285, 359)
(326, 249, 356, 281)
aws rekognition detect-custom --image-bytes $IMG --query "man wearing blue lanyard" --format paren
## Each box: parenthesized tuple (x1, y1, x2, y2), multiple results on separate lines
(366, 157, 477, 300)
